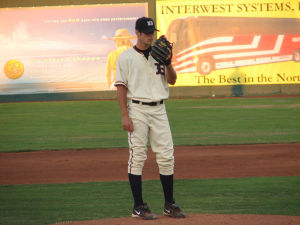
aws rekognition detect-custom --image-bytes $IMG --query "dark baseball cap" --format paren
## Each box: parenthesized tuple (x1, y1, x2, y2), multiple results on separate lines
(135, 17, 159, 34)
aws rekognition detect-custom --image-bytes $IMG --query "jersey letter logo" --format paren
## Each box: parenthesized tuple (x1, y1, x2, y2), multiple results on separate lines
(147, 21, 154, 26)
(155, 63, 165, 76)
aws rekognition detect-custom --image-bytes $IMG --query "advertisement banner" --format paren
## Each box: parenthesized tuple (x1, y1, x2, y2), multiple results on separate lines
(0, 3, 147, 94)
(156, 0, 300, 86)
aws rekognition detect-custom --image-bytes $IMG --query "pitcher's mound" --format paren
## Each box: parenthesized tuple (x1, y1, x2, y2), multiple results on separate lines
(53, 214, 300, 225)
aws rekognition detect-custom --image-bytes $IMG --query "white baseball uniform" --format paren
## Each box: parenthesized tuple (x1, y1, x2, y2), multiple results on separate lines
(115, 47, 174, 176)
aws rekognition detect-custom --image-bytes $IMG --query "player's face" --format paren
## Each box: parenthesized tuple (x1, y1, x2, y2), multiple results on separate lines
(136, 31, 154, 49)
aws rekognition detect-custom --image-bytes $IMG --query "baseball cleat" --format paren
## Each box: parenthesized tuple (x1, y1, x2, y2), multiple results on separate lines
(132, 203, 157, 220)
(163, 202, 185, 218)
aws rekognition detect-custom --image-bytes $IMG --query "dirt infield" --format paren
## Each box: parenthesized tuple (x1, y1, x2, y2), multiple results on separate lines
(1, 143, 300, 225)
(1, 143, 299, 185)
(51, 214, 300, 225)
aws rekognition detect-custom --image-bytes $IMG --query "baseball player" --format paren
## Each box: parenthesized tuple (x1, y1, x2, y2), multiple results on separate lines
(115, 17, 185, 220)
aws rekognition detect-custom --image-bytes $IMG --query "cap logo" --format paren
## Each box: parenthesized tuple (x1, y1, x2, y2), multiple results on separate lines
(147, 21, 154, 26)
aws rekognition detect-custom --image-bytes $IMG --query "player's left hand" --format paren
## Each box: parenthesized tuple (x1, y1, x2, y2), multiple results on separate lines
(150, 35, 173, 66)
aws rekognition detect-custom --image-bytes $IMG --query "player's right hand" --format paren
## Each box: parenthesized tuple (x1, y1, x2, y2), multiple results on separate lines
(122, 115, 134, 132)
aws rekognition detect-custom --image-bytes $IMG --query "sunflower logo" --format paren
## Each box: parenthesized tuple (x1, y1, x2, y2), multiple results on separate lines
(4, 59, 24, 79)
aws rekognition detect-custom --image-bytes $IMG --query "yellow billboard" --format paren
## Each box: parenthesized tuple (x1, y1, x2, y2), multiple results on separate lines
(156, 0, 300, 86)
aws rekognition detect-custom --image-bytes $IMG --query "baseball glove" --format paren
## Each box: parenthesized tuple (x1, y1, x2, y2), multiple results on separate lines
(150, 35, 173, 66)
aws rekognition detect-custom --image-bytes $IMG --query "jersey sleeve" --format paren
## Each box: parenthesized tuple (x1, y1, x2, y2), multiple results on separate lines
(114, 52, 129, 88)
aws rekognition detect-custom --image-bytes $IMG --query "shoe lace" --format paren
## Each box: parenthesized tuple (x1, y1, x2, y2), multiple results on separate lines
(169, 203, 182, 214)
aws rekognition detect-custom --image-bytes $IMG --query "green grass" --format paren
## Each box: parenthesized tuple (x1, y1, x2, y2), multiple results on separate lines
(0, 100, 125, 152)
(0, 176, 299, 225)
(167, 97, 300, 146)
(0, 97, 300, 152)
(1, 97, 299, 225)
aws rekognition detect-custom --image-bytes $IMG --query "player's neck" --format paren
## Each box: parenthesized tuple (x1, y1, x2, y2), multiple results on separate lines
(134, 45, 151, 59)
(136, 42, 151, 50)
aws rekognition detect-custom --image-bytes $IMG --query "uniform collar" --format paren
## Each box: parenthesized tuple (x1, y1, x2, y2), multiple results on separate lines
(134, 45, 151, 59)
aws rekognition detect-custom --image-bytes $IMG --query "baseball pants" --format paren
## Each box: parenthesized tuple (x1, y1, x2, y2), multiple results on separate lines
(127, 100, 174, 176)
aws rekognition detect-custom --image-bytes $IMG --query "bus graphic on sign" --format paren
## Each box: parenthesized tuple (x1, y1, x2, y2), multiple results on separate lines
(167, 17, 300, 75)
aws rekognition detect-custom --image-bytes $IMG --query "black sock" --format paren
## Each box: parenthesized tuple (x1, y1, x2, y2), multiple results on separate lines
(160, 174, 174, 204)
(128, 173, 143, 208)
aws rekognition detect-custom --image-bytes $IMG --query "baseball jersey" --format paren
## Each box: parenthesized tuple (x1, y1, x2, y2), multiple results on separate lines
(114, 47, 169, 102)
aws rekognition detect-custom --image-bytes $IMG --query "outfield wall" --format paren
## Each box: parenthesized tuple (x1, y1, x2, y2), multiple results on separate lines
(1, 0, 299, 102)
(0, 84, 299, 102)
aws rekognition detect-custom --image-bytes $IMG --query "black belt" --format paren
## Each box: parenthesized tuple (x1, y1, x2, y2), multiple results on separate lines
(132, 99, 163, 106)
